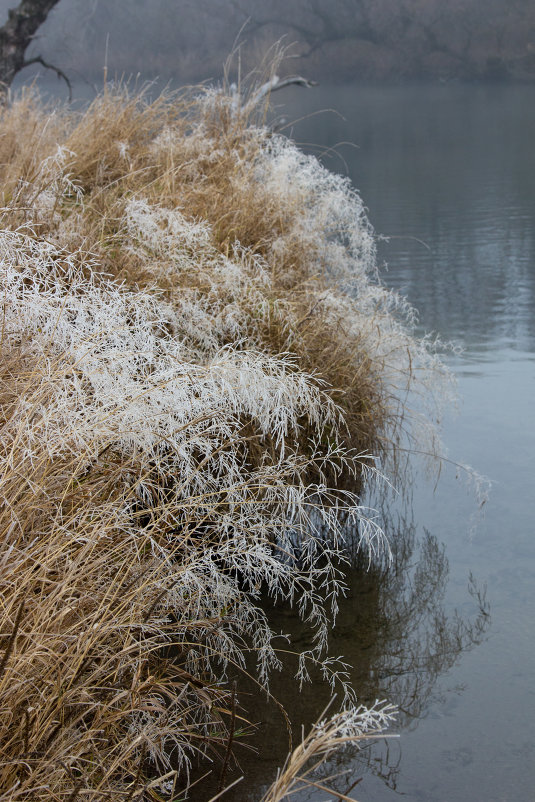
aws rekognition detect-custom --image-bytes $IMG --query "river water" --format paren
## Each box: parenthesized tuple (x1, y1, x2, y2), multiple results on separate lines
(228, 84, 535, 802)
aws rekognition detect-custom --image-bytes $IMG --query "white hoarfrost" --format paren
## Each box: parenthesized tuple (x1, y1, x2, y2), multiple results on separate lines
(123, 195, 279, 354)
(255, 134, 377, 287)
(0, 227, 390, 772)
(0, 98, 458, 783)
(253, 133, 457, 457)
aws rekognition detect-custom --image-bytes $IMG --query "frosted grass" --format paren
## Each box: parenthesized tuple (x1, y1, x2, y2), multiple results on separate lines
(0, 82, 459, 798)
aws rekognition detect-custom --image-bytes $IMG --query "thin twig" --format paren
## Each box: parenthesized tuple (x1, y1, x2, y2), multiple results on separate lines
(218, 680, 237, 793)
(23, 56, 72, 101)
(297, 776, 361, 801)
(0, 599, 24, 676)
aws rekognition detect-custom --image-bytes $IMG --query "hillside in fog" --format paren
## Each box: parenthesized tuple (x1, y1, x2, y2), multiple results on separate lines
(3, 0, 535, 87)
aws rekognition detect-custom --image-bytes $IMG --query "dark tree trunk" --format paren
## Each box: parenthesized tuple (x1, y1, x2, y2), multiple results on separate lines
(0, 0, 62, 90)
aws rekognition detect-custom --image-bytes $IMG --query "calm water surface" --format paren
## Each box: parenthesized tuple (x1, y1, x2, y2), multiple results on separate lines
(231, 85, 535, 802)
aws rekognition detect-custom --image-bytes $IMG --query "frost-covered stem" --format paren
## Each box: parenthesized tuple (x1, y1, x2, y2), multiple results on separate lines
(262, 700, 397, 802)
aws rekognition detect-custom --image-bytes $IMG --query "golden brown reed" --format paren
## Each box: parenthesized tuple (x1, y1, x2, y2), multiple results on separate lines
(0, 73, 446, 800)
(0, 350, 232, 800)
(0, 83, 397, 483)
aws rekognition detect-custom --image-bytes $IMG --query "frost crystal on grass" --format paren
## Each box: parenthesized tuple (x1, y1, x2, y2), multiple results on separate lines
(0, 83, 454, 800)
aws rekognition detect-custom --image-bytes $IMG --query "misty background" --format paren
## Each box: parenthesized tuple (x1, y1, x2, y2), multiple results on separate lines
(2, 0, 535, 90)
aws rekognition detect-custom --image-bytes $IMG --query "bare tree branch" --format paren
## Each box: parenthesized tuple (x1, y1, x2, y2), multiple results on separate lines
(0, 0, 63, 92)
(252, 73, 318, 101)
(23, 54, 72, 99)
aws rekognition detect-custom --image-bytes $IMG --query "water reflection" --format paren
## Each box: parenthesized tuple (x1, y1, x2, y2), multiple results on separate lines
(192, 516, 490, 801)
(341, 522, 489, 732)
(282, 84, 535, 354)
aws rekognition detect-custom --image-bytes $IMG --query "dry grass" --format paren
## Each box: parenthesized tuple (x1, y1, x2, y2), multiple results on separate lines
(0, 68, 449, 800)
(0, 80, 452, 482)
(261, 701, 396, 802)
(0, 350, 233, 800)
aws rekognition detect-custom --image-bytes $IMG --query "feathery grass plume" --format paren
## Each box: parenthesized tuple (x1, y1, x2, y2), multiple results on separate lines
(262, 700, 396, 802)
(0, 228, 387, 798)
(0, 67, 452, 799)
(0, 80, 454, 477)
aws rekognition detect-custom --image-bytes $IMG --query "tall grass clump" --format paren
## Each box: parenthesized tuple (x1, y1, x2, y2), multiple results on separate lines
(0, 73, 452, 799)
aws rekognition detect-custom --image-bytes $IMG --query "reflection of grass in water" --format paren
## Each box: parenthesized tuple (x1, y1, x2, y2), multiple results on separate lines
(219, 519, 490, 799)
(343, 522, 490, 793)
(347, 521, 490, 722)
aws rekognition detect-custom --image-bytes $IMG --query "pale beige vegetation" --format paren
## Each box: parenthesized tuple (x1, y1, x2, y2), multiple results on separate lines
(0, 73, 450, 800)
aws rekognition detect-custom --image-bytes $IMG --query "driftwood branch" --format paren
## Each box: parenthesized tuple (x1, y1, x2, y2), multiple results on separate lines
(229, 73, 318, 117)
(251, 74, 319, 103)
